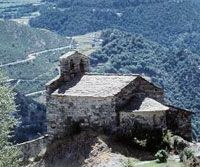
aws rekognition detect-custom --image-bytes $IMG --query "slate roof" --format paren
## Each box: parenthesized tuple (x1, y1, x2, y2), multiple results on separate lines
(52, 74, 137, 97)
(125, 97, 169, 112)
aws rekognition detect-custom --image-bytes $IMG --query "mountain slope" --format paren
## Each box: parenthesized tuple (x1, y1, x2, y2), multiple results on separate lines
(0, 20, 72, 95)
(30, 0, 200, 48)
(0, 20, 70, 64)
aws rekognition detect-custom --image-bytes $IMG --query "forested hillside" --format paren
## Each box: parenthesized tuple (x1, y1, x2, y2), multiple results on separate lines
(91, 29, 200, 140)
(0, 72, 21, 166)
(30, 0, 200, 47)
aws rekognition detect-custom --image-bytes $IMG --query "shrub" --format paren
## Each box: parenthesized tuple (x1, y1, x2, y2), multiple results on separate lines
(155, 149, 169, 163)
(180, 148, 194, 162)
(174, 136, 189, 154)
(122, 159, 135, 167)
(0, 72, 21, 166)
(184, 157, 200, 167)
(162, 130, 173, 149)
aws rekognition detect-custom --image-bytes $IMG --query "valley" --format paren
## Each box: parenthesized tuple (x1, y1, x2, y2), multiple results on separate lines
(0, 20, 72, 95)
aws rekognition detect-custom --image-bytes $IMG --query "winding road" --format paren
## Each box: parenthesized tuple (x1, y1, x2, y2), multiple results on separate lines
(0, 45, 71, 68)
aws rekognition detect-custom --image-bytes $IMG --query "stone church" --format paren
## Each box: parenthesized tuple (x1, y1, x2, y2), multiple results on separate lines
(46, 51, 192, 141)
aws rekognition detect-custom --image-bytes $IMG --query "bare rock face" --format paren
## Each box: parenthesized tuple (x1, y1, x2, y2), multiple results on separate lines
(83, 136, 125, 167)
(25, 131, 129, 167)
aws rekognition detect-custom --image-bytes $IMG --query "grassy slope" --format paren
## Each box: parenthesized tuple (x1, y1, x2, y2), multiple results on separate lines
(123, 159, 183, 167)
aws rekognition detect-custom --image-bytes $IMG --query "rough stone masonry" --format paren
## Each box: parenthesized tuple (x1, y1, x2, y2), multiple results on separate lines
(46, 50, 192, 141)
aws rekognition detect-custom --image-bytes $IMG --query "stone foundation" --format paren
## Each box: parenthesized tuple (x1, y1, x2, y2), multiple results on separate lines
(120, 111, 166, 130)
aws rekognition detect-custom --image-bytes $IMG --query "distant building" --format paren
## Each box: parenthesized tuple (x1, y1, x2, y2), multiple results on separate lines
(46, 51, 192, 141)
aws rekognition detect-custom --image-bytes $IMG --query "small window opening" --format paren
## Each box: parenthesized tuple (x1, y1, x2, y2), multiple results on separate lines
(70, 59, 75, 71)
(80, 59, 85, 73)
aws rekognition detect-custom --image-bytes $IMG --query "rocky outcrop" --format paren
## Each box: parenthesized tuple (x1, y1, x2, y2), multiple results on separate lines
(24, 130, 138, 167)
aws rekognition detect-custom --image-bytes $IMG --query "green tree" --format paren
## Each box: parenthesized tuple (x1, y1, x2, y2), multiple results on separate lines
(0, 72, 21, 167)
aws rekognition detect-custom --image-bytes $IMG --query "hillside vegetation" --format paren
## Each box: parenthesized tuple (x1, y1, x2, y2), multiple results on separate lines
(13, 91, 46, 143)
(0, 20, 70, 64)
(0, 72, 21, 166)
(0, 20, 72, 95)
(91, 29, 200, 140)
(30, 0, 200, 47)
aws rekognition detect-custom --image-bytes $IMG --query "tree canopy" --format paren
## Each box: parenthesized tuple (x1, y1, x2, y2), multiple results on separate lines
(0, 72, 21, 167)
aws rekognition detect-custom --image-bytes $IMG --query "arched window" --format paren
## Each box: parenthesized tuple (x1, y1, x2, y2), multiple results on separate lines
(80, 59, 85, 73)
(70, 59, 75, 71)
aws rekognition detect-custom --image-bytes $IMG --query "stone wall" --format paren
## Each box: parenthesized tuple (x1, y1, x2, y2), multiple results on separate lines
(47, 95, 116, 138)
(46, 76, 64, 95)
(115, 79, 137, 109)
(118, 110, 167, 150)
(166, 106, 192, 141)
(134, 77, 164, 103)
(120, 111, 166, 130)
(115, 76, 164, 110)
(17, 135, 48, 163)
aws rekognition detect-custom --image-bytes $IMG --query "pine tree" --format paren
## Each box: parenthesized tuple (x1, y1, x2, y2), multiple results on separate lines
(0, 72, 21, 167)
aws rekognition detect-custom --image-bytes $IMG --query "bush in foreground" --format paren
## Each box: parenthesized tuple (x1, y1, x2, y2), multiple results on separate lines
(180, 147, 194, 162)
(155, 149, 169, 163)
